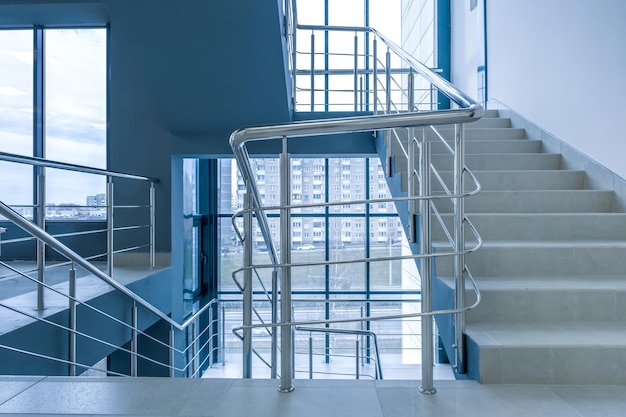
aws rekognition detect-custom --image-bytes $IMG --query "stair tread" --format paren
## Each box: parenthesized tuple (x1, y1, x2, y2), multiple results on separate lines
(467, 322, 626, 347)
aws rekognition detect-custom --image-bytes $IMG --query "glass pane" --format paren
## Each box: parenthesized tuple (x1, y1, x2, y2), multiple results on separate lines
(45, 29, 106, 217)
(218, 159, 237, 214)
(328, 0, 365, 26)
(0, 30, 33, 156)
(0, 30, 33, 211)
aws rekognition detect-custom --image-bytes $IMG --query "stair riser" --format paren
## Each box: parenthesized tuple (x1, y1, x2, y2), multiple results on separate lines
(433, 191, 615, 214)
(477, 345, 626, 384)
(433, 214, 626, 241)
(400, 171, 586, 193)
(463, 288, 625, 323)
(429, 140, 542, 155)
(394, 154, 562, 173)
(435, 246, 626, 276)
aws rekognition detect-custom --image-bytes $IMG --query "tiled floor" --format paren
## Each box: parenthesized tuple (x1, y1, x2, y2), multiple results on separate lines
(1, 376, 625, 416)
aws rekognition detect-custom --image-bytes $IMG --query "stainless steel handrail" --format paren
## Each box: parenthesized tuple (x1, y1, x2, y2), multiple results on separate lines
(0, 200, 212, 334)
(0, 150, 159, 183)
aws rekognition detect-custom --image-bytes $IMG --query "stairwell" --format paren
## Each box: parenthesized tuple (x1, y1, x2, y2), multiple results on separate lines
(385, 108, 626, 384)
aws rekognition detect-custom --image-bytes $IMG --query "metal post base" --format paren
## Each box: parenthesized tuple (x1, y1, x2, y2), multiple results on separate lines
(278, 386, 295, 393)
(419, 386, 437, 395)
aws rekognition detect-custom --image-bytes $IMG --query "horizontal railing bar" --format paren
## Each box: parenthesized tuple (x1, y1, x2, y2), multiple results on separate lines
(0, 151, 159, 183)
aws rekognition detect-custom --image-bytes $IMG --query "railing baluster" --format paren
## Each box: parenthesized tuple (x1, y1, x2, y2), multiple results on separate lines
(454, 122, 466, 374)
(36, 170, 45, 311)
(279, 137, 294, 392)
(68, 263, 76, 376)
(131, 301, 138, 377)
(419, 135, 436, 395)
(106, 176, 114, 277)
(271, 270, 278, 379)
(242, 191, 253, 378)
(354, 32, 358, 111)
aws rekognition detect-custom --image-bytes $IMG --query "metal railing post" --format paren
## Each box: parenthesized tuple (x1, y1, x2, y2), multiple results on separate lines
(372, 37, 378, 115)
(169, 325, 175, 377)
(419, 135, 436, 395)
(385, 49, 391, 114)
(353, 32, 358, 111)
(36, 170, 45, 311)
(208, 308, 213, 369)
(106, 176, 114, 276)
(407, 133, 417, 243)
(191, 322, 196, 377)
(454, 122, 466, 374)
(279, 137, 294, 392)
(408, 68, 415, 111)
(311, 32, 315, 112)
(385, 49, 393, 177)
(242, 190, 253, 378)
(150, 182, 155, 268)
(271, 270, 278, 379)
(131, 301, 138, 377)
(68, 263, 76, 376)
(355, 338, 360, 380)
(221, 304, 226, 365)
(308, 334, 313, 379)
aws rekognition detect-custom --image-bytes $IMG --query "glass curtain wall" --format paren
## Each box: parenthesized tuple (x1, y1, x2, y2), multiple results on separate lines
(293, 0, 402, 111)
(0, 28, 107, 220)
(218, 157, 421, 377)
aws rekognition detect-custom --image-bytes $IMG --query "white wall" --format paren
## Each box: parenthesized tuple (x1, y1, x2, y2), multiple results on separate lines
(482, 0, 626, 179)
(450, 0, 480, 101)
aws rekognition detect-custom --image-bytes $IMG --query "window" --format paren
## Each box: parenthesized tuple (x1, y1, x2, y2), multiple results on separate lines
(0, 28, 107, 219)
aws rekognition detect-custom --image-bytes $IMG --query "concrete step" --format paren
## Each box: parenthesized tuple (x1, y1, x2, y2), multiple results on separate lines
(390, 137, 541, 157)
(429, 127, 526, 141)
(434, 242, 626, 277)
(400, 170, 586, 193)
(439, 117, 512, 129)
(437, 275, 626, 324)
(434, 189, 616, 214)
(466, 322, 626, 384)
(434, 213, 626, 242)
(407, 153, 562, 172)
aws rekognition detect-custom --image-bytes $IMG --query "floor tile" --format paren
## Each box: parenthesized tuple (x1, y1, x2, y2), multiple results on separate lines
(550, 386, 626, 417)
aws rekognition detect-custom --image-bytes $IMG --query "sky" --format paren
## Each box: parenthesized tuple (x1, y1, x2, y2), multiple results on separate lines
(0, 28, 106, 206)
(0, 3, 401, 206)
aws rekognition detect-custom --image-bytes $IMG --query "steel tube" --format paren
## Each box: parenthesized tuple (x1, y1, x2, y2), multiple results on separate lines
(309, 335, 313, 379)
(372, 38, 378, 114)
(454, 122, 466, 374)
(36, 172, 45, 311)
(408, 134, 416, 243)
(68, 264, 76, 376)
(355, 339, 360, 380)
(191, 322, 196, 377)
(169, 325, 175, 377)
(311, 32, 315, 112)
(385, 50, 393, 177)
(242, 191, 253, 378)
(149, 182, 155, 268)
(271, 270, 278, 379)
(279, 142, 294, 392)
(208, 308, 213, 369)
(408, 68, 415, 111)
(419, 139, 436, 395)
(221, 305, 226, 365)
(354, 32, 358, 111)
(106, 177, 114, 276)
(131, 302, 138, 377)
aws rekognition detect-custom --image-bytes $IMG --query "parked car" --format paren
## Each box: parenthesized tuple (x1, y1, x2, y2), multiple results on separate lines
(296, 244, 315, 250)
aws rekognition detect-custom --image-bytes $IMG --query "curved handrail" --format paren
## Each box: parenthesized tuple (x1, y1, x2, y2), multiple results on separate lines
(0, 151, 159, 183)
(296, 326, 384, 379)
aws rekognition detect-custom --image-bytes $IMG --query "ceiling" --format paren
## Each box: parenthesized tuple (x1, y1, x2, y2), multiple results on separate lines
(0, 0, 292, 137)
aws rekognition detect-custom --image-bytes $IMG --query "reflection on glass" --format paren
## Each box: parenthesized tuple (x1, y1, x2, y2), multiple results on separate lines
(0, 30, 33, 211)
(45, 28, 107, 208)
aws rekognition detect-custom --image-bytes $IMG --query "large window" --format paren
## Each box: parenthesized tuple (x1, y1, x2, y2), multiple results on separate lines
(0, 28, 107, 219)
(218, 157, 421, 370)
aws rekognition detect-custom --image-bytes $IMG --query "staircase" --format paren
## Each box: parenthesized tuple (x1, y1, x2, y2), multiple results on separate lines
(387, 108, 626, 384)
